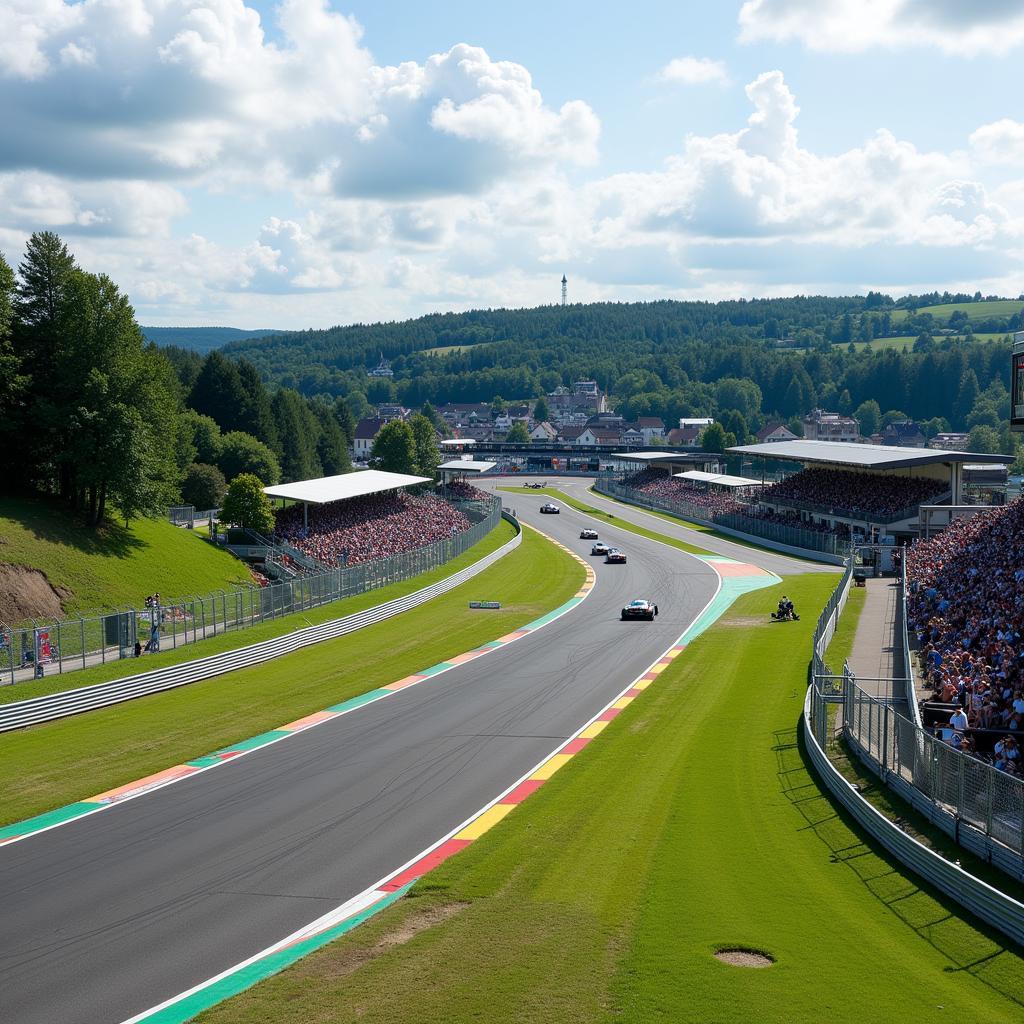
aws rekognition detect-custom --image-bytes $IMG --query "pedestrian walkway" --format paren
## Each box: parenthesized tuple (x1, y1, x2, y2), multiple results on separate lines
(847, 577, 908, 707)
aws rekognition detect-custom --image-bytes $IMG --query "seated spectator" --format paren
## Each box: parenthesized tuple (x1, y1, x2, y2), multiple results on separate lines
(908, 498, 1024, 776)
(761, 468, 946, 521)
(274, 490, 473, 569)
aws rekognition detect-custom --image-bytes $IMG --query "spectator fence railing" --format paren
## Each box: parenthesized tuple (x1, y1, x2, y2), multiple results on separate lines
(595, 477, 851, 558)
(759, 490, 950, 526)
(807, 563, 1024, 876)
(896, 558, 923, 728)
(804, 563, 1024, 941)
(2, 495, 502, 687)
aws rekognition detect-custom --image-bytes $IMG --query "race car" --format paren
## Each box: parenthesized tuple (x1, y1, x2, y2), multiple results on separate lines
(605, 547, 627, 564)
(591, 541, 609, 556)
(539, 502, 560, 514)
(579, 528, 599, 540)
(621, 599, 658, 621)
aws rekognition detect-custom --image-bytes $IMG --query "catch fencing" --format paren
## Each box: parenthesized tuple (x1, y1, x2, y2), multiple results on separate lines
(804, 564, 1024, 946)
(0, 496, 501, 688)
(595, 477, 850, 558)
(0, 511, 521, 731)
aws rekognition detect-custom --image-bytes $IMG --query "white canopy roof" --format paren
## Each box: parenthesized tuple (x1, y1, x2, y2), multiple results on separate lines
(438, 460, 497, 474)
(440, 438, 477, 446)
(674, 470, 763, 489)
(727, 439, 1006, 469)
(264, 470, 429, 505)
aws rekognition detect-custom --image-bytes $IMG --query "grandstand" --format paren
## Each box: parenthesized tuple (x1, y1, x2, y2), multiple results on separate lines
(909, 497, 1024, 771)
(266, 470, 471, 568)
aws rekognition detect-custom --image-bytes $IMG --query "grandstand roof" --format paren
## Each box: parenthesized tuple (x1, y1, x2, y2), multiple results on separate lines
(674, 470, 763, 489)
(726, 439, 1006, 469)
(611, 451, 709, 464)
(438, 460, 497, 474)
(439, 438, 477, 446)
(263, 470, 430, 505)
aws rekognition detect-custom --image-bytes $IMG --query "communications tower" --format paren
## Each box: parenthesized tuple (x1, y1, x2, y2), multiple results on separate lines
(561, 274, 567, 307)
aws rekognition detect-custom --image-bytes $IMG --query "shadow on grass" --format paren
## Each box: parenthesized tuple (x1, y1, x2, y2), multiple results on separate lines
(773, 721, 1024, 1009)
(1, 497, 146, 559)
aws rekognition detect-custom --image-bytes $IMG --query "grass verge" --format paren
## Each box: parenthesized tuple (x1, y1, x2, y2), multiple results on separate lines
(0, 496, 251, 617)
(0, 520, 515, 704)
(498, 486, 713, 556)
(0, 526, 582, 826)
(198, 571, 1024, 1024)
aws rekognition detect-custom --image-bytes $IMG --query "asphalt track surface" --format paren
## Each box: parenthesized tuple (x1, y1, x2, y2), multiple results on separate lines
(0, 496, 723, 1024)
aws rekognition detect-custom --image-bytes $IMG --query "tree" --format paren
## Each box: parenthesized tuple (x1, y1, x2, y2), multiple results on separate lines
(371, 419, 417, 474)
(314, 404, 352, 476)
(701, 422, 731, 453)
(0, 251, 27, 480)
(880, 409, 909, 428)
(333, 397, 357, 444)
(235, 359, 279, 451)
(220, 473, 275, 533)
(533, 395, 551, 424)
(967, 425, 1000, 454)
(272, 388, 321, 482)
(189, 352, 248, 433)
(506, 421, 530, 443)
(954, 369, 980, 429)
(420, 400, 447, 436)
(181, 410, 223, 466)
(854, 399, 881, 437)
(715, 378, 762, 422)
(218, 431, 281, 484)
(408, 413, 440, 478)
(181, 464, 227, 510)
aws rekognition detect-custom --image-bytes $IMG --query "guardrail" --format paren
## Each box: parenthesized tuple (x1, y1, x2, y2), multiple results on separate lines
(803, 563, 1024, 944)
(2, 496, 501, 687)
(0, 513, 522, 732)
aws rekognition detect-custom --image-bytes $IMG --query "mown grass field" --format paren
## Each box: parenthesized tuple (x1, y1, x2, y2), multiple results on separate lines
(200, 571, 1024, 1024)
(890, 300, 1023, 323)
(0, 526, 583, 826)
(0, 496, 252, 618)
(0, 520, 516, 705)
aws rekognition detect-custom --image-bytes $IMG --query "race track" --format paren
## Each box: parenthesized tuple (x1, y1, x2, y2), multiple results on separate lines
(0, 496, 722, 1024)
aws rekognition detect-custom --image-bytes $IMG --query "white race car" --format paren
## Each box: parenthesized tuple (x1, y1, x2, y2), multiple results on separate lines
(591, 541, 609, 556)
(580, 528, 599, 539)
(539, 502, 560, 514)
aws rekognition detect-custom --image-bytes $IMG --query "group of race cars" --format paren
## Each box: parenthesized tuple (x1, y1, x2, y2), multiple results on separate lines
(538, 502, 657, 621)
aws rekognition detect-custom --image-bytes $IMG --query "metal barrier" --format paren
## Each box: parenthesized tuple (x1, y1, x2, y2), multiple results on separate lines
(804, 565, 1024, 944)
(3, 496, 502, 687)
(895, 560, 922, 728)
(595, 479, 849, 560)
(0, 512, 522, 732)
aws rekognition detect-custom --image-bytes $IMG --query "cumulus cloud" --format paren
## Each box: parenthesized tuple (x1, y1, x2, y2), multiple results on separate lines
(970, 118, 1024, 164)
(659, 56, 729, 86)
(738, 0, 1024, 55)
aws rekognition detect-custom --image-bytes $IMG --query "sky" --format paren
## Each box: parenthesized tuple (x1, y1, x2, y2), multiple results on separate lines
(3, 1, 1024, 329)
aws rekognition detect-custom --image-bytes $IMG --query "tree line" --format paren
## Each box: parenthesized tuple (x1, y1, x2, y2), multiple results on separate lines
(0, 233, 359, 527)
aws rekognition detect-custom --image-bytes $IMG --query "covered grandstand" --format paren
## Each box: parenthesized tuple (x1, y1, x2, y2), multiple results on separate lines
(265, 470, 476, 569)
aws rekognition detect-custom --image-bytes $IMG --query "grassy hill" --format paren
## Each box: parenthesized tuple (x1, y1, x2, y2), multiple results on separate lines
(0, 497, 253, 625)
(891, 299, 1024, 324)
(141, 326, 286, 354)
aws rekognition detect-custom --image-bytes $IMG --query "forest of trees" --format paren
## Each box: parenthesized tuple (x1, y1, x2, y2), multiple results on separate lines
(224, 295, 1022, 461)
(0, 233, 358, 528)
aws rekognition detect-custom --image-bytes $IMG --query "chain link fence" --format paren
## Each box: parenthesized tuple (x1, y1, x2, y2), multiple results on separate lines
(595, 477, 851, 558)
(0, 495, 501, 688)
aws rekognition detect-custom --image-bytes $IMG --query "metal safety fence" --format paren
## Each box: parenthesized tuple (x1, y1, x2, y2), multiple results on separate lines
(0, 496, 501, 688)
(804, 565, 1024, 942)
(594, 478, 851, 558)
(0, 511, 521, 731)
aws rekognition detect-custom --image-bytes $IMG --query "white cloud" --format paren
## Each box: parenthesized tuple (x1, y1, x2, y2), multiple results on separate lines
(659, 56, 729, 86)
(738, 0, 1024, 55)
(970, 118, 1024, 164)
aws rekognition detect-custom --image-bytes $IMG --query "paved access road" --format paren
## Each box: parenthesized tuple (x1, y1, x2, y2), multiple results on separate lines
(0, 498, 719, 1024)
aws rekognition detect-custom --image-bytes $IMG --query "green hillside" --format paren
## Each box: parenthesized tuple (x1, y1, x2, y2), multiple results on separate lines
(0, 497, 252, 625)
(891, 299, 1024, 323)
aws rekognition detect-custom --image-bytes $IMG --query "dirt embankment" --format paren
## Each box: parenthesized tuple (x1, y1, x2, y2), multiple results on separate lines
(0, 563, 72, 624)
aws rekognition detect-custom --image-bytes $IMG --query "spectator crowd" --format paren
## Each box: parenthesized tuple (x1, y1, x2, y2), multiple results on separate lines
(908, 498, 1024, 775)
(274, 491, 472, 567)
(762, 468, 946, 521)
(443, 480, 490, 502)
